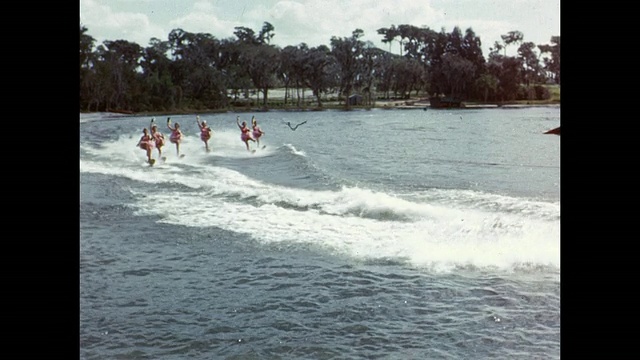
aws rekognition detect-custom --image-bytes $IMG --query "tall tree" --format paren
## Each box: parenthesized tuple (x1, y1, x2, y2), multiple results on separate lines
(280, 44, 308, 106)
(240, 45, 281, 106)
(279, 45, 298, 105)
(396, 24, 425, 59)
(372, 51, 397, 99)
(80, 25, 95, 71)
(258, 22, 276, 44)
(377, 25, 400, 54)
(356, 44, 385, 105)
(167, 29, 227, 109)
(233, 26, 259, 45)
(303, 45, 336, 107)
(474, 73, 499, 102)
(97, 39, 143, 111)
(440, 53, 475, 99)
(487, 53, 522, 101)
(426, 27, 452, 97)
(80, 25, 96, 111)
(489, 41, 503, 57)
(501, 30, 524, 56)
(538, 36, 560, 84)
(140, 38, 175, 110)
(219, 37, 253, 101)
(518, 41, 541, 87)
(330, 29, 366, 109)
(390, 56, 425, 99)
(460, 28, 485, 73)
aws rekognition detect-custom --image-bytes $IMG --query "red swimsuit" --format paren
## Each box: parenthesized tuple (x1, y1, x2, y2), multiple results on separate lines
(139, 134, 155, 150)
(169, 129, 182, 144)
(153, 132, 165, 147)
(240, 126, 253, 142)
(200, 127, 211, 141)
(252, 125, 262, 140)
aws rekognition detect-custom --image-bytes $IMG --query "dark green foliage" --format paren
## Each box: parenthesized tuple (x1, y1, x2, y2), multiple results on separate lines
(516, 84, 551, 101)
(534, 85, 551, 100)
(516, 85, 535, 100)
(79, 22, 559, 113)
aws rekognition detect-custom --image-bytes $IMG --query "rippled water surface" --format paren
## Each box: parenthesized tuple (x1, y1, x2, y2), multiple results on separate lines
(80, 107, 560, 359)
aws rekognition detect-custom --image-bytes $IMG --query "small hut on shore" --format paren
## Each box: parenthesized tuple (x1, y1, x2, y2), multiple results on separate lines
(348, 94, 363, 106)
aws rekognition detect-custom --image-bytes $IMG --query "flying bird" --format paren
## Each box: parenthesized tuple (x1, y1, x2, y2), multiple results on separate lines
(286, 121, 307, 131)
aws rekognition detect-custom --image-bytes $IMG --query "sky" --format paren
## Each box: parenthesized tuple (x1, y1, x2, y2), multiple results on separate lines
(79, 0, 560, 57)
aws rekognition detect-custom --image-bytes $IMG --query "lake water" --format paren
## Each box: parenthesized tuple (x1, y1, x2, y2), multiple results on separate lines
(80, 106, 560, 359)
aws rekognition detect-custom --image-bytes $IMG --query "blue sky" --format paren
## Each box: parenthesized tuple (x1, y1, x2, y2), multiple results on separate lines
(80, 0, 560, 57)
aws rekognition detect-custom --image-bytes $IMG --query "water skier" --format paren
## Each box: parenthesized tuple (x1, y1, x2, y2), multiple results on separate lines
(167, 117, 184, 157)
(136, 128, 155, 164)
(236, 116, 256, 151)
(149, 118, 165, 158)
(196, 115, 213, 152)
(251, 116, 265, 147)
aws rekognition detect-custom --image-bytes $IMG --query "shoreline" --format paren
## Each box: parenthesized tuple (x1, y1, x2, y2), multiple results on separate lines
(81, 101, 560, 119)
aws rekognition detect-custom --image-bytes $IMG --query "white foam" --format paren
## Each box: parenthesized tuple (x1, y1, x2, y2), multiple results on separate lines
(81, 132, 561, 272)
(284, 143, 307, 157)
(130, 187, 559, 272)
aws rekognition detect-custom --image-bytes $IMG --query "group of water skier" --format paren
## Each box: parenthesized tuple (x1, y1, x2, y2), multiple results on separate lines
(136, 115, 265, 165)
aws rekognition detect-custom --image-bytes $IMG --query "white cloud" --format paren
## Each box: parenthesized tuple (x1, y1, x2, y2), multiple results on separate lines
(81, 0, 167, 47)
(192, 0, 216, 12)
(233, 0, 448, 49)
(80, 0, 558, 56)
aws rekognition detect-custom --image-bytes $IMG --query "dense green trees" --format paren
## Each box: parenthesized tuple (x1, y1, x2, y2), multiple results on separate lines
(79, 22, 560, 112)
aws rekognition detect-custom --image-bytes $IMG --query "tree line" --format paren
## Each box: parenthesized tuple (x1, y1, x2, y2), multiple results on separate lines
(79, 22, 560, 113)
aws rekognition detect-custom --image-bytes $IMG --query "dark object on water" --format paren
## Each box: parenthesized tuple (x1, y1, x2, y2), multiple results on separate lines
(544, 126, 560, 136)
(429, 96, 463, 109)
